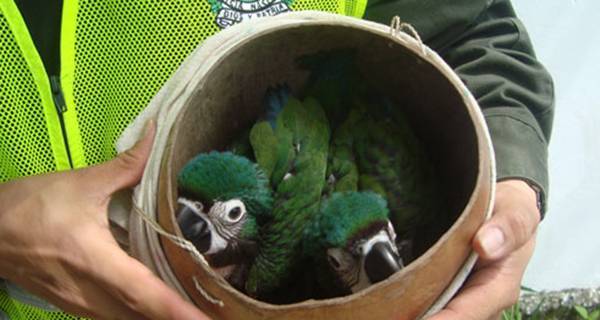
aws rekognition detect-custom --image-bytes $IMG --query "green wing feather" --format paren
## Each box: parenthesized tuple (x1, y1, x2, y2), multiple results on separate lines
(249, 121, 278, 179)
(246, 97, 330, 298)
(352, 99, 440, 237)
(325, 108, 361, 194)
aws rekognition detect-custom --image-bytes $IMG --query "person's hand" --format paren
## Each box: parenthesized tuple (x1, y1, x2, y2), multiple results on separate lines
(0, 122, 209, 320)
(427, 179, 541, 320)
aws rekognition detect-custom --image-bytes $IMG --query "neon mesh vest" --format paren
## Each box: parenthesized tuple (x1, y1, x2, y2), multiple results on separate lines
(0, 0, 366, 183)
(0, 1, 366, 319)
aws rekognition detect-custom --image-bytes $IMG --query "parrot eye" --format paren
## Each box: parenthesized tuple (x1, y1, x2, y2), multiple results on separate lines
(220, 199, 246, 224)
(228, 207, 242, 221)
(353, 241, 366, 256)
(328, 254, 342, 270)
(326, 248, 351, 272)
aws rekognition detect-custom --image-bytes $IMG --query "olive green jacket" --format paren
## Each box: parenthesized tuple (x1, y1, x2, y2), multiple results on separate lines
(366, 0, 554, 214)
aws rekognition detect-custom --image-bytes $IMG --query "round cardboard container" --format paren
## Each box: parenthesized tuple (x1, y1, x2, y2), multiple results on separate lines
(129, 12, 495, 320)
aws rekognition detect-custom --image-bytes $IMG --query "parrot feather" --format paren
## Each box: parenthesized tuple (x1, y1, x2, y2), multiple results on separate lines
(246, 93, 330, 299)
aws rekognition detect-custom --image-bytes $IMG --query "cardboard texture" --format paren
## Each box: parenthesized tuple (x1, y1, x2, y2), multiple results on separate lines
(124, 12, 496, 320)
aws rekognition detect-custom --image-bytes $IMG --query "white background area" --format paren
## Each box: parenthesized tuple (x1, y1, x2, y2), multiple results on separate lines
(512, 1, 600, 291)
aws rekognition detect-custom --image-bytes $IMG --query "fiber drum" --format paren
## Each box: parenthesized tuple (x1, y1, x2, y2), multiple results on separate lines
(125, 12, 495, 320)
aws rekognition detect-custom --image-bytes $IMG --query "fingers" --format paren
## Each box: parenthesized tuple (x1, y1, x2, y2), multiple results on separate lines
(88, 240, 209, 320)
(427, 180, 541, 319)
(80, 120, 156, 199)
(427, 236, 536, 320)
(473, 180, 540, 261)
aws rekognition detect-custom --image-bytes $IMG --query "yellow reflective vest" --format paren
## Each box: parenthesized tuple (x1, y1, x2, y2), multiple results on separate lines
(0, 0, 366, 183)
(0, 1, 366, 319)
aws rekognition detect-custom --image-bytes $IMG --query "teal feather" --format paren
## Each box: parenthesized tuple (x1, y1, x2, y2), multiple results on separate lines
(304, 191, 389, 256)
(303, 191, 391, 298)
(264, 84, 291, 128)
(177, 151, 274, 226)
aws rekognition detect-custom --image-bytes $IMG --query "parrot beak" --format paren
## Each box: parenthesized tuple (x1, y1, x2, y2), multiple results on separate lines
(176, 200, 212, 253)
(364, 241, 402, 284)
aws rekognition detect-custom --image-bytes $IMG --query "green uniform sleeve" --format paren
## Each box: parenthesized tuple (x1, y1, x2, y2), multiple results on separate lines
(365, 0, 555, 215)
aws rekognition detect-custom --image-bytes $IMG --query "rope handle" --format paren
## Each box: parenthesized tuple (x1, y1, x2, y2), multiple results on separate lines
(132, 204, 225, 307)
(389, 16, 426, 56)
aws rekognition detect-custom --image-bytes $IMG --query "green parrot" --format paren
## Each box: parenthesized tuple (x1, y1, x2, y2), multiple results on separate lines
(352, 96, 441, 241)
(303, 191, 402, 298)
(300, 49, 442, 258)
(310, 115, 404, 297)
(176, 151, 273, 289)
(245, 87, 330, 299)
(228, 84, 292, 160)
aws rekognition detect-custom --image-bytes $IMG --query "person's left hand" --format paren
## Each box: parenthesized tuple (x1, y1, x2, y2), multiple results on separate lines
(427, 179, 541, 320)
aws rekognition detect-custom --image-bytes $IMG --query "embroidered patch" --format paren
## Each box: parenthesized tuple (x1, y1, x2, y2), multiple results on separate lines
(208, 0, 294, 29)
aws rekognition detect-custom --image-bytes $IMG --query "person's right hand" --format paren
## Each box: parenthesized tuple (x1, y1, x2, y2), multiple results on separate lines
(0, 122, 209, 320)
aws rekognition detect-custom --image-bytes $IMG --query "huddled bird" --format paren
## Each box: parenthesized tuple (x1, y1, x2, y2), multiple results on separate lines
(352, 96, 440, 242)
(245, 86, 330, 299)
(175, 151, 273, 289)
(303, 191, 402, 298)
(300, 49, 441, 245)
(176, 49, 441, 303)
(309, 107, 404, 297)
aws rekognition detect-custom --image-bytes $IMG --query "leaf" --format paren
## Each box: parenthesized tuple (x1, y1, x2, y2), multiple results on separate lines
(575, 305, 589, 319)
(590, 309, 600, 320)
(520, 285, 537, 293)
(530, 296, 546, 319)
(501, 304, 521, 320)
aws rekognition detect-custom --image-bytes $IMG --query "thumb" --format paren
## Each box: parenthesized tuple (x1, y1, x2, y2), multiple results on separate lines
(85, 120, 157, 196)
(473, 180, 540, 261)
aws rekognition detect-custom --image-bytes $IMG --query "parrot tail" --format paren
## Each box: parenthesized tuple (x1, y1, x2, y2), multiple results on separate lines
(264, 84, 291, 128)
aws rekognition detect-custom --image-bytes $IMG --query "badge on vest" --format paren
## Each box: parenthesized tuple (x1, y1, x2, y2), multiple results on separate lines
(209, 0, 294, 29)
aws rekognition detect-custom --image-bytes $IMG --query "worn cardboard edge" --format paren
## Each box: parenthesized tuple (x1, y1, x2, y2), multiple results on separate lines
(119, 11, 498, 317)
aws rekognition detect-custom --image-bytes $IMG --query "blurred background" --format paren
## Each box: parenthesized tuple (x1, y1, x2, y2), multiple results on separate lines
(512, 0, 600, 291)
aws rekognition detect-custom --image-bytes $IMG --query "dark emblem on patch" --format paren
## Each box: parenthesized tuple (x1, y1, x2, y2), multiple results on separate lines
(209, 0, 294, 29)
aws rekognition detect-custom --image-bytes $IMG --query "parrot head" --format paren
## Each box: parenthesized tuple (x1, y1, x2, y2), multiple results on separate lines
(176, 151, 273, 266)
(304, 191, 403, 293)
